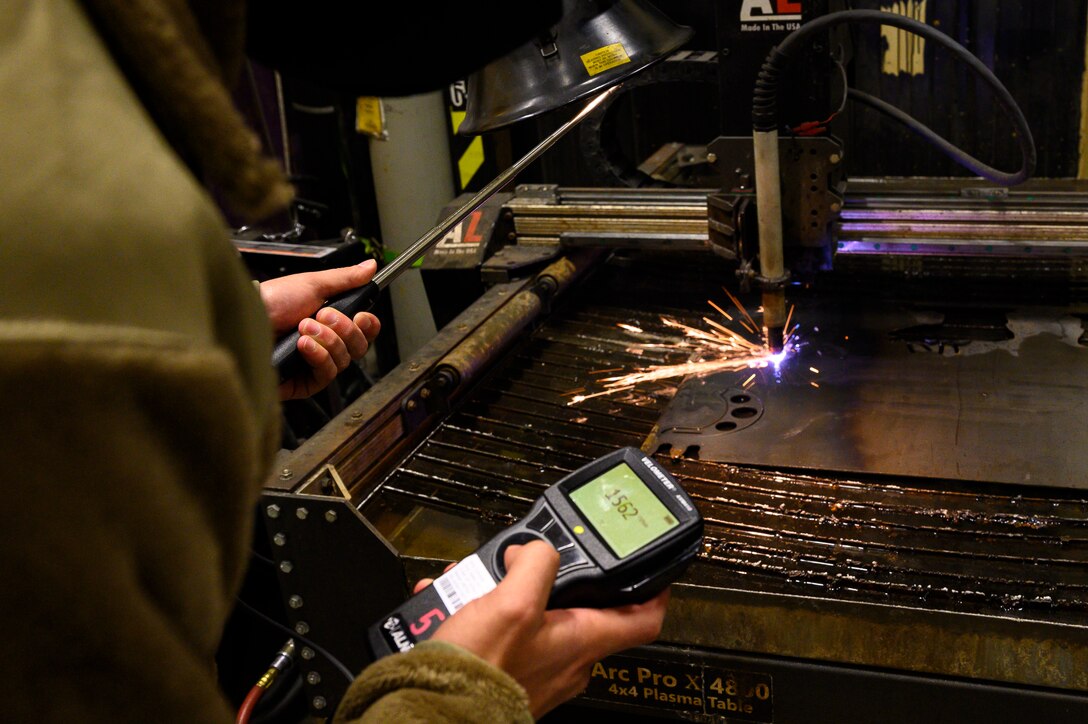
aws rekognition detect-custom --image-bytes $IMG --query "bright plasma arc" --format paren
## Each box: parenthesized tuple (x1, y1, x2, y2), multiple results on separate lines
(568, 296, 799, 405)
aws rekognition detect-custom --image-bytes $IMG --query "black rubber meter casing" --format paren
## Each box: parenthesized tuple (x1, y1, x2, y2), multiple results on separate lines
(368, 447, 703, 659)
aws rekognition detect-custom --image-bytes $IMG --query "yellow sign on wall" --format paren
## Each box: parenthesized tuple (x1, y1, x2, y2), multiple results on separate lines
(449, 110, 484, 190)
(880, 0, 928, 76)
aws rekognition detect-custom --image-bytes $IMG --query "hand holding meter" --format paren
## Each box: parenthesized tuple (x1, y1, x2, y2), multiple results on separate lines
(368, 447, 704, 659)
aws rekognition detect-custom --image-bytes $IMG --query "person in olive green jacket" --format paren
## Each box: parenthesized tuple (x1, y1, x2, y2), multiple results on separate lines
(0, 1, 670, 722)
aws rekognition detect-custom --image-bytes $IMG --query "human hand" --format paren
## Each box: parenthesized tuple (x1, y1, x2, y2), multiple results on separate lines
(428, 540, 669, 718)
(258, 260, 381, 400)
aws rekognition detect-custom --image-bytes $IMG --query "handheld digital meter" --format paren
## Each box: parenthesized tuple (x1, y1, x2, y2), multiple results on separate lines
(368, 447, 703, 659)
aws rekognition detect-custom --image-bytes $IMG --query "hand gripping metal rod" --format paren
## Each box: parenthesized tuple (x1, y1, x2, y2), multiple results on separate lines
(273, 85, 623, 380)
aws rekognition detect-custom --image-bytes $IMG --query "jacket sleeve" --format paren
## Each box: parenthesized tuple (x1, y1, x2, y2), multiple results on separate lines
(0, 2, 281, 721)
(334, 642, 534, 724)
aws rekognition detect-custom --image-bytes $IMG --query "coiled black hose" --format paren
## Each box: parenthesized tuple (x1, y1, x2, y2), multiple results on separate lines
(751, 9, 1036, 186)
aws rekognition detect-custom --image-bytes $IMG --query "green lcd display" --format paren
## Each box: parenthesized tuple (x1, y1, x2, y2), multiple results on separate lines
(568, 462, 679, 558)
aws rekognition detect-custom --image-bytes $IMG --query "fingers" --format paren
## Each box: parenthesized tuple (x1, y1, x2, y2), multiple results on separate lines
(306, 308, 379, 365)
(279, 307, 379, 400)
(316, 308, 369, 360)
(495, 542, 666, 657)
(294, 332, 338, 392)
(354, 312, 381, 344)
(498, 541, 560, 609)
(553, 587, 671, 660)
(298, 308, 377, 373)
(299, 317, 351, 372)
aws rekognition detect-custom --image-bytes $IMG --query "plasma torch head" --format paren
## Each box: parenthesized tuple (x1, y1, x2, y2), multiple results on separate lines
(764, 324, 785, 354)
(761, 287, 787, 354)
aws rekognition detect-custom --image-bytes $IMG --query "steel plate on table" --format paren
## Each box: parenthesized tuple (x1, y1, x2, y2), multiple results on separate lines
(652, 301, 1088, 489)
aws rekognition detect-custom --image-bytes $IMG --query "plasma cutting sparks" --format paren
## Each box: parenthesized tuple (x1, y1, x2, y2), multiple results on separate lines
(567, 298, 798, 405)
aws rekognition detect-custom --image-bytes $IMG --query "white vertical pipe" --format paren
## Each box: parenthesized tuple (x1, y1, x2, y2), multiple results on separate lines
(753, 129, 785, 286)
(368, 91, 452, 358)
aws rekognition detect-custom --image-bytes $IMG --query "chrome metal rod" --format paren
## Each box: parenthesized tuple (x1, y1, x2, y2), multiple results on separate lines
(372, 85, 623, 288)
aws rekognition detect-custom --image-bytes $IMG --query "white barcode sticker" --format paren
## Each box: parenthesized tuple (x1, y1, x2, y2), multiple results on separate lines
(433, 553, 498, 614)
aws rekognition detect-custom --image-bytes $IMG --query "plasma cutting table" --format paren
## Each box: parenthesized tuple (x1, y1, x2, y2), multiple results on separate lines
(260, 190, 1088, 720)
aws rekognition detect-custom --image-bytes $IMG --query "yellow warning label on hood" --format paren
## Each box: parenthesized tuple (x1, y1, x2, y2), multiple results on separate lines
(581, 43, 631, 77)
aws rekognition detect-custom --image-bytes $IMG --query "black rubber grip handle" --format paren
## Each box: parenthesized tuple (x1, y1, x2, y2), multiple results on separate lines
(272, 280, 381, 382)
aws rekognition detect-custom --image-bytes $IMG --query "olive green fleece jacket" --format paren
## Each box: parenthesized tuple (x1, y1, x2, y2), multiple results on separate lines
(0, 1, 530, 721)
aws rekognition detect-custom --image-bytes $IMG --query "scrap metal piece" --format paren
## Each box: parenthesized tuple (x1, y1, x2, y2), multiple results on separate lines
(657, 383, 765, 439)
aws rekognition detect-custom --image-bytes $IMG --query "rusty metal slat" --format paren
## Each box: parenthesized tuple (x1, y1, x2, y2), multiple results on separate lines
(439, 417, 619, 461)
(695, 543, 1088, 617)
(422, 428, 599, 476)
(694, 503, 1088, 566)
(478, 375, 663, 422)
(463, 387, 656, 437)
(701, 527, 1088, 590)
(698, 548, 1088, 607)
(498, 343, 677, 390)
(501, 342, 678, 383)
(457, 395, 652, 444)
(525, 331, 687, 366)
(380, 484, 522, 527)
(682, 478, 1088, 542)
(667, 457, 1088, 513)
(387, 452, 539, 503)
